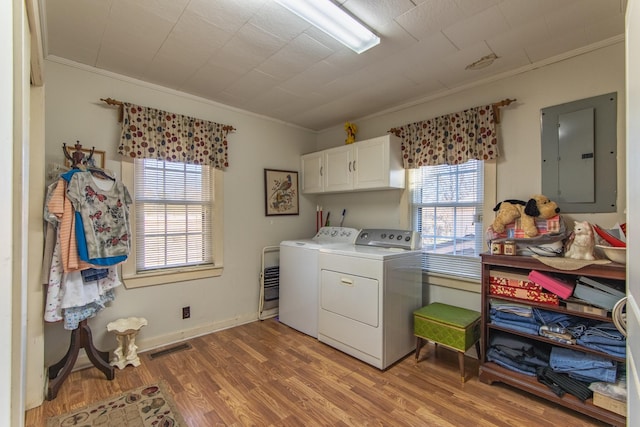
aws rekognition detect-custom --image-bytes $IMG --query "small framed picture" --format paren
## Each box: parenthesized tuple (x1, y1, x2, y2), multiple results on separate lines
(64, 146, 106, 169)
(264, 169, 299, 216)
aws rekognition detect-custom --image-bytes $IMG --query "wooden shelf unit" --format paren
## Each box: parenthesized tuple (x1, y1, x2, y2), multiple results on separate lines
(479, 253, 626, 427)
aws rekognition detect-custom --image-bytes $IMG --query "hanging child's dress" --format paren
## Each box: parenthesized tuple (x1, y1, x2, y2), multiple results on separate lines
(43, 169, 132, 330)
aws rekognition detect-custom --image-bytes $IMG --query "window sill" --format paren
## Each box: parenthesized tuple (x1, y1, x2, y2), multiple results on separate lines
(122, 265, 223, 289)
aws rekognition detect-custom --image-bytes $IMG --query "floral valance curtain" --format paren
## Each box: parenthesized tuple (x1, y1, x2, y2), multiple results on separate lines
(118, 103, 234, 170)
(389, 104, 498, 168)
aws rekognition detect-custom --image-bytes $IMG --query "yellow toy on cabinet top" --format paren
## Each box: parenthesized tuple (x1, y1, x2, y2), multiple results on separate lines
(344, 121, 357, 144)
(492, 194, 560, 238)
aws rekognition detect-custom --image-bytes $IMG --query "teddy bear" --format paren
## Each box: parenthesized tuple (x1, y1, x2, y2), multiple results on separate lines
(492, 194, 560, 238)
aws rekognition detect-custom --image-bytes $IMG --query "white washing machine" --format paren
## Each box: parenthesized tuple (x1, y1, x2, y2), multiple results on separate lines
(279, 227, 359, 338)
(318, 229, 422, 369)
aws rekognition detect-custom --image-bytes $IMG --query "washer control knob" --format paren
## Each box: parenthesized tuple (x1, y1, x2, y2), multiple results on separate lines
(397, 235, 403, 240)
(405, 236, 411, 242)
(389, 234, 395, 239)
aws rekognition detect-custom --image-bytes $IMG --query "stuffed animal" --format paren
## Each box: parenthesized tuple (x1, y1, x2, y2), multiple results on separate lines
(492, 194, 560, 238)
(344, 121, 357, 144)
(564, 220, 595, 260)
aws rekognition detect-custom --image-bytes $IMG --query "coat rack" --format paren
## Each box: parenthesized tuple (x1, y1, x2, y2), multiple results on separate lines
(63, 141, 95, 168)
(47, 143, 115, 400)
(47, 320, 114, 400)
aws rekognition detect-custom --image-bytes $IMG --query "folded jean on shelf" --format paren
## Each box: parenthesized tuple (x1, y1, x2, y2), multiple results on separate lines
(490, 309, 539, 324)
(569, 369, 617, 383)
(490, 317, 541, 336)
(533, 308, 580, 328)
(487, 347, 539, 377)
(550, 346, 618, 382)
(539, 326, 576, 345)
(490, 300, 533, 317)
(576, 341, 626, 358)
(550, 346, 616, 371)
(581, 322, 625, 342)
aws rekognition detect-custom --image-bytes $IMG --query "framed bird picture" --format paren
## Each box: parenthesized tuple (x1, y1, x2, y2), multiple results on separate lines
(264, 169, 299, 216)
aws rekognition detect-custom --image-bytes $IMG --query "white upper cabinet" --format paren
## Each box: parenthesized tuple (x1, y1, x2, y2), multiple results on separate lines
(301, 134, 405, 194)
(324, 145, 354, 192)
(300, 151, 324, 194)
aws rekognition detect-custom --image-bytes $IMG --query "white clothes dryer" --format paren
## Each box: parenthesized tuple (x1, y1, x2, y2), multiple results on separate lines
(279, 227, 359, 338)
(318, 229, 423, 369)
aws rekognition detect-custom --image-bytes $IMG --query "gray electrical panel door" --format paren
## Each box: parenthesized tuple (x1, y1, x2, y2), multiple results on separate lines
(558, 108, 594, 203)
(541, 93, 617, 213)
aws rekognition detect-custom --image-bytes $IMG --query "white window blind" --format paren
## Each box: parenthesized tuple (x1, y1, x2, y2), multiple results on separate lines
(410, 160, 484, 280)
(134, 158, 213, 272)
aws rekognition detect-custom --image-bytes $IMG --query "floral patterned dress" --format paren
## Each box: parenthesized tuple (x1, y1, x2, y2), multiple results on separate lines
(66, 172, 132, 259)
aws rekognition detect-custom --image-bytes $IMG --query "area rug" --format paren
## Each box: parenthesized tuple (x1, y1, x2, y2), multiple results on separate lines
(47, 381, 186, 427)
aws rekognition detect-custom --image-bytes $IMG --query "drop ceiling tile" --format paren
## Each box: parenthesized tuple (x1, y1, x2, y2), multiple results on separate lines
(395, 0, 466, 40)
(278, 61, 343, 94)
(524, 30, 591, 63)
(583, 13, 625, 44)
(544, 4, 589, 37)
(442, 6, 510, 49)
(144, 10, 231, 84)
(257, 33, 334, 80)
(44, 0, 113, 65)
(187, 0, 267, 33)
(244, 86, 304, 113)
(250, 1, 310, 41)
(222, 70, 281, 103)
(98, 1, 178, 64)
(166, 10, 231, 52)
(144, 40, 210, 88)
(207, 23, 286, 75)
(441, 41, 495, 73)
(498, 0, 567, 28)
(486, 19, 549, 58)
(453, 0, 502, 16)
(94, 45, 150, 80)
(342, 0, 417, 29)
(181, 62, 239, 98)
(119, 0, 189, 22)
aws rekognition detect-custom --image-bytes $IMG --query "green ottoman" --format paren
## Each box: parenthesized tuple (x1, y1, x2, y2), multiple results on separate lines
(414, 303, 481, 382)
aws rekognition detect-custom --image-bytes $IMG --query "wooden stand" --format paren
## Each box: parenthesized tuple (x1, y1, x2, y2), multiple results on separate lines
(47, 319, 114, 400)
(479, 253, 626, 427)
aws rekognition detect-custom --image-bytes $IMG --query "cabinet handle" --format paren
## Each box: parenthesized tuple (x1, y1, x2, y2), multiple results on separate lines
(340, 278, 354, 286)
(348, 161, 352, 172)
(320, 166, 323, 176)
(352, 160, 356, 171)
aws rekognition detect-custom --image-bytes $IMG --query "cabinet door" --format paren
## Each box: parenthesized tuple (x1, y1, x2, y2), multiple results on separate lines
(354, 136, 389, 189)
(354, 135, 405, 190)
(301, 152, 324, 194)
(324, 145, 354, 192)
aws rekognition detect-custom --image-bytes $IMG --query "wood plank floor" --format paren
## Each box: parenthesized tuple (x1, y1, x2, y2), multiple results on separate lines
(26, 318, 606, 426)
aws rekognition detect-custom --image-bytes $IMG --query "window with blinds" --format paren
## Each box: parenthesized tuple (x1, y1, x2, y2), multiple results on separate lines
(134, 158, 213, 272)
(410, 160, 484, 280)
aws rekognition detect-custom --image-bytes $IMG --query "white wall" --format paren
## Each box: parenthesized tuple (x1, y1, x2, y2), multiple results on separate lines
(1, 0, 16, 423)
(625, 0, 639, 423)
(41, 60, 318, 368)
(314, 42, 626, 311)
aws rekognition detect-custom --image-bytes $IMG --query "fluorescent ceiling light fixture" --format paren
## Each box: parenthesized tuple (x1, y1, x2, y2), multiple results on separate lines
(274, 0, 380, 54)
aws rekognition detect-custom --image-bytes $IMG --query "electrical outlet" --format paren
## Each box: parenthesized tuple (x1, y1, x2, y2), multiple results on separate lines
(182, 306, 190, 319)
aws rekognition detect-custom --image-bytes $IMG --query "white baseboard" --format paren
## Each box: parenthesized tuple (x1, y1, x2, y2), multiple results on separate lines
(69, 313, 258, 372)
